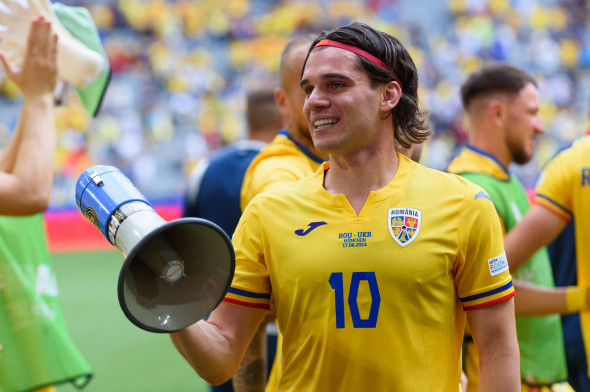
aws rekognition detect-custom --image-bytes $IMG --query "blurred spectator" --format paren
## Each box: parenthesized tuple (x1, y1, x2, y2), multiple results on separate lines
(0, 0, 587, 210)
(183, 83, 282, 236)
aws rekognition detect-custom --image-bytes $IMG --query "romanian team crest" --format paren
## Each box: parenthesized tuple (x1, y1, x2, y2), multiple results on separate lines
(388, 208, 421, 247)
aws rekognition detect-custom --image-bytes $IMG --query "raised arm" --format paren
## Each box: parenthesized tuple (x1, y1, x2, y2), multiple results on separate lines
(0, 15, 58, 215)
(468, 299, 520, 391)
(504, 204, 567, 273)
(170, 301, 266, 385)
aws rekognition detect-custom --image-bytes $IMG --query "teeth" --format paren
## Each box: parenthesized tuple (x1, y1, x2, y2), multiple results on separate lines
(314, 118, 338, 128)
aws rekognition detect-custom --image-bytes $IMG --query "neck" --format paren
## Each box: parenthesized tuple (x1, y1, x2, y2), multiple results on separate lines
(325, 140, 399, 214)
(249, 128, 276, 143)
(468, 128, 511, 168)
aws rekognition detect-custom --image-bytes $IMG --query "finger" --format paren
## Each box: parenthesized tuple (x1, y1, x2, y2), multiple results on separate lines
(36, 16, 52, 59)
(0, 50, 15, 77)
(48, 29, 57, 64)
(24, 14, 47, 59)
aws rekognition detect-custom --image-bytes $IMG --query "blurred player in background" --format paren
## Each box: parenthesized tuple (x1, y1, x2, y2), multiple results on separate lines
(183, 84, 283, 392)
(0, 16, 93, 392)
(545, 128, 590, 392)
(547, 197, 590, 391)
(183, 85, 283, 237)
(233, 33, 327, 392)
(170, 22, 520, 391)
(504, 131, 590, 388)
(447, 62, 587, 391)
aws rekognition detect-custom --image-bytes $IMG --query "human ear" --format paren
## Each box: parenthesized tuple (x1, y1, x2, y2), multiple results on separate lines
(488, 99, 507, 127)
(274, 88, 290, 118)
(380, 80, 402, 112)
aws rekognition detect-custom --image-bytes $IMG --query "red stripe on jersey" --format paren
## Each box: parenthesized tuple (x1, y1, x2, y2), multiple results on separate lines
(222, 297, 270, 311)
(463, 290, 516, 311)
(534, 197, 572, 223)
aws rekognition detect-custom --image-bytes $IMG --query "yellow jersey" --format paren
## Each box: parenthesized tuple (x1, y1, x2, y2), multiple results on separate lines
(535, 135, 590, 370)
(240, 130, 324, 211)
(225, 155, 515, 391)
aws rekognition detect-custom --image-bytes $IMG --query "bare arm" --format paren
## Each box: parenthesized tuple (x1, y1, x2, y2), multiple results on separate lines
(513, 280, 589, 315)
(169, 301, 266, 386)
(232, 295, 277, 392)
(504, 204, 567, 273)
(0, 15, 58, 215)
(232, 322, 268, 392)
(468, 298, 520, 391)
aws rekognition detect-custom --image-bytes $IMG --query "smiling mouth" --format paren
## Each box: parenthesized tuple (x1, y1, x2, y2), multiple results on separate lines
(314, 118, 339, 129)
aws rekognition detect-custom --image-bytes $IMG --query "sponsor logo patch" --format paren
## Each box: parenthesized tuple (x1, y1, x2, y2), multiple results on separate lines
(388, 208, 421, 247)
(488, 252, 508, 276)
(295, 221, 327, 236)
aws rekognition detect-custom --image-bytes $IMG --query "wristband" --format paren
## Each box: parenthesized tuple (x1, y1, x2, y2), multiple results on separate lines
(566, 286, 587, 312)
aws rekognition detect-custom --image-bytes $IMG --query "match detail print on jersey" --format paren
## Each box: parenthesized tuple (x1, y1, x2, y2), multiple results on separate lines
(388, 207, 421, 247)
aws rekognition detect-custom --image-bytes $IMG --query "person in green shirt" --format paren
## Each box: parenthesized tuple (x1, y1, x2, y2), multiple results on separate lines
(0, 16, 92, 392)
(448, 62, 587, 391)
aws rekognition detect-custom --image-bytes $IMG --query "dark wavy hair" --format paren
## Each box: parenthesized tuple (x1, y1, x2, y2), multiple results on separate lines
(302, 22, 430, 148)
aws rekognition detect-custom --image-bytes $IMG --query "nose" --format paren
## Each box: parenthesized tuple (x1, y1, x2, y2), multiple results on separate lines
(305, 87, 330, 110)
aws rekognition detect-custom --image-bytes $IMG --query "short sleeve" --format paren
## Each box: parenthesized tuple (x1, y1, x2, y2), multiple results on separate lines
(534, 150, 574, 221)
(222, 198, 271, 311)
(456, 183, 515, 311)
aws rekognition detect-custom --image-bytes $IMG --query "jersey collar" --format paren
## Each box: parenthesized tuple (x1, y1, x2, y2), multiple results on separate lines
(448, 145, 511, 181)
(279, 129, 325, 164)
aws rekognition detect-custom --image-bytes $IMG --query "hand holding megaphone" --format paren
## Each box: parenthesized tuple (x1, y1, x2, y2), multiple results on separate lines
(76, 166, 235, 333)
(0, 0, 105, 88)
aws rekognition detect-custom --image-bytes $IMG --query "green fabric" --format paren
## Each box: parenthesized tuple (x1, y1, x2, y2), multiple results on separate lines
(0, 214, 92, 392)
(53, 3, 110, 117)
(460, 172, 568, 384)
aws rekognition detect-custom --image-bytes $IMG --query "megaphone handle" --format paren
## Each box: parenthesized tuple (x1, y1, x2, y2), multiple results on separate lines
(136, 235, 186, 284)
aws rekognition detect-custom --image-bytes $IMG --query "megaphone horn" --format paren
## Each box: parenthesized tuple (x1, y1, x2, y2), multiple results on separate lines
(75, 166, 235, 333)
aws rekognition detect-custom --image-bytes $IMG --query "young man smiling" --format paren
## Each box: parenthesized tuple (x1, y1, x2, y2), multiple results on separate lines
(170, 22, 520, 391)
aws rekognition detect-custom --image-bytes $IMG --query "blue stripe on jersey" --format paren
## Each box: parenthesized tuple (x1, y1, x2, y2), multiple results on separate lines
(279, 129, 325, 164)
(536, 194, 573, 216)
(466, 145, 510, 176)
(228, 287, 271, 299)
(459, 281, 513, 302)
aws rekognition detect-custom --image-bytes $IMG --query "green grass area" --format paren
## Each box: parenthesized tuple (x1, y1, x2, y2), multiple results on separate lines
(52, 250, 209, 392)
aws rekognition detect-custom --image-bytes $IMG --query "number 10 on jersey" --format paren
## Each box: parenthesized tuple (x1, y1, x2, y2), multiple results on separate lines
(329, 272, 381, 329)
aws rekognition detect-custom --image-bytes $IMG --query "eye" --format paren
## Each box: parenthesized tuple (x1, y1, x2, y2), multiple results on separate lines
(303, 86, 314, 97)
(329, 81, 345, 91)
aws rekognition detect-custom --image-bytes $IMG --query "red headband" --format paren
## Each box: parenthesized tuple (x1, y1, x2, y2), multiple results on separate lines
(312, 39, 402, 89)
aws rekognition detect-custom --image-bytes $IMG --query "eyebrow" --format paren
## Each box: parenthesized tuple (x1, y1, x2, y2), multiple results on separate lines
(300, 72, 353, 88)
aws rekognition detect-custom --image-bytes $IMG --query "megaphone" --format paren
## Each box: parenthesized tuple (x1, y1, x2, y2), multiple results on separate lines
(75, 166, 235, 333)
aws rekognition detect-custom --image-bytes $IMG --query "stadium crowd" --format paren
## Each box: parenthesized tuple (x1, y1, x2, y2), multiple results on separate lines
(0, 0, 588, 207)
